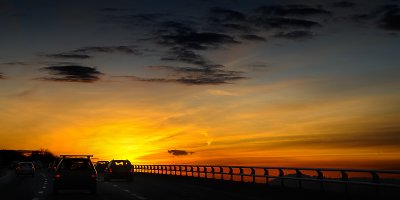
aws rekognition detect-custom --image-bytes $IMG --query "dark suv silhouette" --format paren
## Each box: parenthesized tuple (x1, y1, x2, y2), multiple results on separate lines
(53, 155, 97, 194)
(104, 159, 134, 182)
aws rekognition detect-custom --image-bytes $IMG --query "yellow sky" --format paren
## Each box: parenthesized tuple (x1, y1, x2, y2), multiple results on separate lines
(1, 76, 399, 169)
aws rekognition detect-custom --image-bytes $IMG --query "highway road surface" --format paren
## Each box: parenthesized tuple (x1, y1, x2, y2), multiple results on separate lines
(0, 169, 397, 200)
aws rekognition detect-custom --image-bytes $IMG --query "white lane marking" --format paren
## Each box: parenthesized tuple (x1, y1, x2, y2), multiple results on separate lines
(131, 193, 147, 200)
(42, 186, 47, 189)
(123, 189, 131, 193)
(38, 191, 44, 194)
(113, 184, 118, 187)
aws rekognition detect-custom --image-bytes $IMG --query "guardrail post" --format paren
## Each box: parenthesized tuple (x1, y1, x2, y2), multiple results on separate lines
(341, 170, 349, 194)
(239, 168, 244, 183)
(229, 167, 233, 181)
(211, 167, 215, 179)
(251, 168, 256, 183)
(296, 169, 302, 189)
(317, 169, 324, 191)
(184, 166, 188, 176)
(196, 166, 200, 178)
(204, 166, 208, 179)
(371, 171, 380, 196)
(279, 168, 284, 187)
(220, 167, 224, 180)
(264, 168, 269, 185)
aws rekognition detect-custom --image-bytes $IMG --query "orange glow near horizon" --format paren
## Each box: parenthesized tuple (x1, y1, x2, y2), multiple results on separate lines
(1, 78, 399, 170)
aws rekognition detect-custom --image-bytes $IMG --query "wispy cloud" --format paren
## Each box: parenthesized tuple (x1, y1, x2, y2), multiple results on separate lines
(274, 30, 314, 40)
(254, 5, 331, 17)
(46, 53, 91, 59)
(332, 1, 357, 8)
(0, 72, 5, 79)
(72, 45, 142, 55)
(240, 34, 266, 41)
(39, 65, 103, 83)
(378, 7, 400, 31)
(137, 65, 246, 85)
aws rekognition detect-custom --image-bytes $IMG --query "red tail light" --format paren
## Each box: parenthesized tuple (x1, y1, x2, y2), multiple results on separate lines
(55, 173, 61, 179)
(130, 168, 134, 173)
(91, 174, 97, 179)
(109, 168, 112, 173)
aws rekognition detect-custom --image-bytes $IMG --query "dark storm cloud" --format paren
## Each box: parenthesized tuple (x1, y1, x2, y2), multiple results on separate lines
(72, 45, 142, 55)
(161, 47, 208, 66)
(255, 5, 331, 17)
(106, 13, 171, 27)
(157, 21, 195, 35)
(252, 17, 322, 30)
(240, 34, 266, 41)
(221, 23, 254, 32)
(46, 53, 91, 59)
(0, 73, 5, 79)
(2, 61, 31, 66)
(274, 30, 314, 40)
(168, 150, 194, 156)
(209, 7, 246, 22)
(378, 7, 400, 31)
(157, 31, 240, 50)
(126, 64, 246, 85)
(39, 65, 103, 83)
(332, 1, 356, 8)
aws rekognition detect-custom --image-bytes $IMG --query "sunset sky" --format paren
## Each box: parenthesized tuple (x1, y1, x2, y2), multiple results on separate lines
(1, 0, 399, 169)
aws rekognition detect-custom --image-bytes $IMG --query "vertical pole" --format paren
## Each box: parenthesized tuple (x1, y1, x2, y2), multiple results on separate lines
(251, 168, 256, 183)
(240, 168, 244, 183)
(296, 169, 302, 189)
(220, 167, 224, 180)
(229, 167, 233, 181)
(279, 168, 284, 187)
(264, 168, 269, 185)
(317, 170, 324, 191)
(341, 170, 349, 194)
(371, 171, 380, 196)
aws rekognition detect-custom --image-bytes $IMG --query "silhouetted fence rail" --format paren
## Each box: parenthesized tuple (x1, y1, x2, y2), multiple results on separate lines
(133, 165, 400, 194)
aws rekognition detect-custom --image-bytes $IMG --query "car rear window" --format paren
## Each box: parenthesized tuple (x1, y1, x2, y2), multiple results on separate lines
(20, 163, 33, 167)
(112, 161, 131, 167)
(59, 159, 92, 171)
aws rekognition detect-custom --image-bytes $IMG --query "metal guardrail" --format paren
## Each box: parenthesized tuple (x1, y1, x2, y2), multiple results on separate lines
(133, 165, 400, 194)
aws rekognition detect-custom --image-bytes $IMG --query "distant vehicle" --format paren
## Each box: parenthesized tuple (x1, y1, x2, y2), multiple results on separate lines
(9, 161, 19, 169)
(95, 161, 109, 173)
(16, 162, 35, 176)
(53, 155, 97, 194)
(104, 159, 134, 182)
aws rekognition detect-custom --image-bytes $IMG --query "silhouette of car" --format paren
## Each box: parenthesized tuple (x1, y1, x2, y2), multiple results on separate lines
(95, 161, 109, 173)
(15, 162, 35, 176)
(104, 159, 134, 181)
(53, 155, 97, 194)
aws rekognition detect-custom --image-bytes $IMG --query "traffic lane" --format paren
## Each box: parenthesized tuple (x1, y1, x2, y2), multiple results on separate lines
(0, 169, 48, 200)
(46, 175, 145, 200)
(111, 175, 262, 200)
